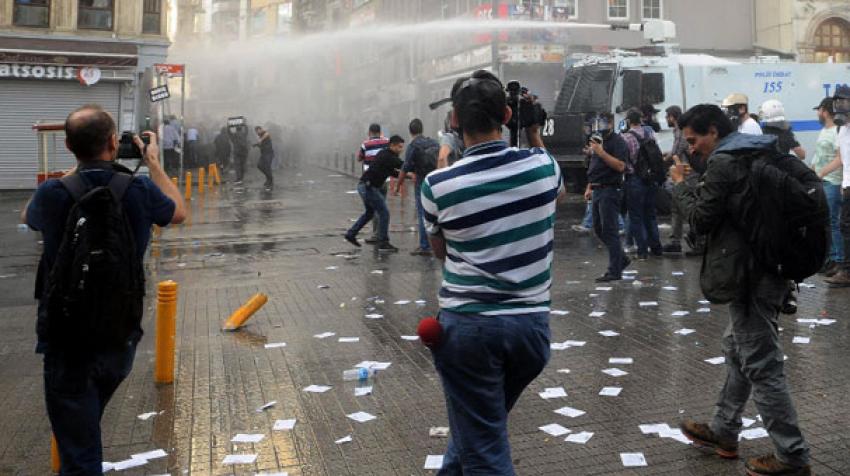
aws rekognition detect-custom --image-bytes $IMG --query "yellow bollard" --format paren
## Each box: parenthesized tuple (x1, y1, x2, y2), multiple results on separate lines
(207, 164, 215, 188)
(198, 167, 205, 194)
(171, 177, 178, 188)
(184, 171, 192, 201)
(51, 434, 60, 473)
(223, 293, 268, 331)
(212, 164, 222, 185)
(154, 280, 178, 384)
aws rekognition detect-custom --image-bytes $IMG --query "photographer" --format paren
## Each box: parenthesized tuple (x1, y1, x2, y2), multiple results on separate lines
(420, 70, 564, 475)
(253, 126, 275, 191)
(21, 105, 185, 475)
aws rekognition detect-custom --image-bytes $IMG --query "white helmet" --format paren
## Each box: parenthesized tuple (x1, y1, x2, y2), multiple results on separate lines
(759, 99, 786, 123)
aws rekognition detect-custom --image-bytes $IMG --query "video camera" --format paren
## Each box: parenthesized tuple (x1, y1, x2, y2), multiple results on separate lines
(505, 80, 547, 147)
(117, 131, 150, 160)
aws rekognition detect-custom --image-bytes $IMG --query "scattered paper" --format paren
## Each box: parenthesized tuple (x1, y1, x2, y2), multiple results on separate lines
(671, 311, 690, 317)
(598, 330, 620, 337)
(621, 452, 648, 467)
(401, 335, 419, 341)
(325, 266, 338, 270)
(314, 332, 335, 339)
(264, 342, 286, 349)
(599, 386, 622, 397)
(698, 299, 710, 305)
(556, 368, 571, 374)
(595, 286, 613, 291)
(799, 283, 815, 289)
(672, 271, 685, 276)
(112, 458, 148, 471)
(338, 337, 360, 343)
(137, 411, 160, 421)
(554, 406, 586, 418)
(273, 419, 296, 431)
(697, 308, 711, 313)
(639, 301, 658, 307)
(565, 431, 593, 444)
(347, 411, 377, 423)
(394, 300, 411, 305)
(131, 449, 167, 461)
(429, 427, 450, 437)
(639, 423, 670, 435)
(623, 270, 638, 275)
(355, 386, 373, 396)
(539, 423, 571, 437)
(797, 318, 836, 326)
(662, 286, 678, 291)
(550, 309, 570, 316)
(658, 427, 692, 445)
(334, 435, 352, 444)
(705, 357, 726, 365)
(371, 270, 384, 275)
(602, 368, 628, 377)
(792, 336, 810, 344)
(424, 455, 444, 470)
(589, 311, 606, 317)
(415, 299, 427, 305)
(355, 361, 391, 370)
(102, 462, 115, 473)
(539, 387, 567, 399)
(231, 434, 265, 443)
(742, 417, 756, 428)
(303, 385, 332, 393)
(364, 314, 384, 319)
(674, 328, 696, 335)
(317, 284, 330, 289)
(609, 357, 633, 365)
(222, 454, 257, 465)
(255, 401, 277, 412)
(740, 427, 769, 440)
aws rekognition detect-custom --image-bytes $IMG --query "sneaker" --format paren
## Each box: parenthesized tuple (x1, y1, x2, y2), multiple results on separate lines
(679, 420, 738, 459)
(637, 253, 649, 261)
(825, 269, 850, 287)
(624, 245, 638, 255)
(410, 247, 432, 256)
(745, 454, 811, 476)
(571, 224, 592, 233)
(344, 233, 360, 247)
(595, 273, 622, 283)
(376, 242, 399, 253)
(780, 289, 798, 315)
(364, 236, 380, 244)
(663, 243, 682, 253)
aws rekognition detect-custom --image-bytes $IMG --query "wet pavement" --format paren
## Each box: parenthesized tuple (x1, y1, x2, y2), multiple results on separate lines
(0, 163, 848, 475)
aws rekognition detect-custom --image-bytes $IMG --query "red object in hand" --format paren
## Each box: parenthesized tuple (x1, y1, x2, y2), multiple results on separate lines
(417, 317, 442, 348)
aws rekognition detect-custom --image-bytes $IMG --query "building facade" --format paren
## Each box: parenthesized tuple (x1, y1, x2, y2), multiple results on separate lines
(755, 0, 850, 63)
(0, 0, 170, 189)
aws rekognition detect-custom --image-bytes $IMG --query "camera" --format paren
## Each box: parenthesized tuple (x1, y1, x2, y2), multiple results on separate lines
(117, 131, 149, 160)
(505, 80, 547, 147)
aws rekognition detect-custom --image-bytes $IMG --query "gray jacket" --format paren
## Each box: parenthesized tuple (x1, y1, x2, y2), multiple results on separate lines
(673, 132, 779, 303)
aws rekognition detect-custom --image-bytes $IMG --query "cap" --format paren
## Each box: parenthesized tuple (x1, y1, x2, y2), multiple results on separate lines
(814, 97, 833, 110)
(641, 104, 661, 115)
(721, 93, 749, 107)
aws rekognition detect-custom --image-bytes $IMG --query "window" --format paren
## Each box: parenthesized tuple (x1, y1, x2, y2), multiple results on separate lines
(142, 0, 161, 34)
(13, 0, 49, 28)
(78, 0, 114, 30)
(553, 0, 577, 20)
(814, 18, 850, 63)
(251, 8, 267, 35)
(607, 0, 628, 20)
(642, 0, 662, 19)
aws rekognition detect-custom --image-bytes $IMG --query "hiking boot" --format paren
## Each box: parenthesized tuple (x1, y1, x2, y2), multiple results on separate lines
(679, 420, 738, 459)
(825, 269, 850, 287)
(364, 236, 380, 244)
(376, 242, 399, 253)
(663, 243, 682, 253)
(650, 247, 663, 257)
(595, 273, 622, 283)
(344, 233, 360, 247)
(781, 289, 798, 315)
(745, 454, 811, 476)
(410, 247, 432, 256)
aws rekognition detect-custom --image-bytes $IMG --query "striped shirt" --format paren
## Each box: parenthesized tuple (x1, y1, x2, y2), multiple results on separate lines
(420, 140, 564, 316)
(358, 136, 390, 165)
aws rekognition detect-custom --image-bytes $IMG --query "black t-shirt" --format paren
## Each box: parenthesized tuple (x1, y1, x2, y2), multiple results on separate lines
(763, 125, 800, 154)
(586, 132, 628, 185)
(360, 149, 402, 188)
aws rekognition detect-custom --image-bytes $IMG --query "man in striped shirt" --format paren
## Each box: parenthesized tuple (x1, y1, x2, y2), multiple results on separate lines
(358, 124, 390, 242)
(420, 70, 564, 475)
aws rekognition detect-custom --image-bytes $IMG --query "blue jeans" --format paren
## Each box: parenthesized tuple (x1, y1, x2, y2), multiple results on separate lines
(625, 175, 661, 255)
(824, 182, 843, 262)
(583, 202, 625, 230)
(45, 343, 137, 476)
(432, 310, 550, 475)
(348, 182, 390, 242)
(592, 187, 626, 277)
(415, 183, 430, 250)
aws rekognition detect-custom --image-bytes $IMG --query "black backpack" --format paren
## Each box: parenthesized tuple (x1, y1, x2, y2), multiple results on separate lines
(736, 150, 829, 281)
(414, 138, 440, 178)
(627, 129, 666, 185)
(45, 170, 145, 352)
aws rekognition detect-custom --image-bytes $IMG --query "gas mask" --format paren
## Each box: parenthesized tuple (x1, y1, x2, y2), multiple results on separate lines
(833, 97, 850, 127)
(723, 104, 744, 129)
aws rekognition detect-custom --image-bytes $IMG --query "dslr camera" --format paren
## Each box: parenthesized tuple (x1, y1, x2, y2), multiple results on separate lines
(117, 131, 150, 160)
(505, 80, 547, 146)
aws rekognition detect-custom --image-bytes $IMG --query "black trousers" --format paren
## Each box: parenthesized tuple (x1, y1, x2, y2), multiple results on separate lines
(258, 154, 274, 187)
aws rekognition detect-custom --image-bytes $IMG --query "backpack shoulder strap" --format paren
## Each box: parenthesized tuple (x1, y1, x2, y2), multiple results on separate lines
(625, 129, 646, 144)
(107, 172, 133, 202)
(59, 173, 88, 203)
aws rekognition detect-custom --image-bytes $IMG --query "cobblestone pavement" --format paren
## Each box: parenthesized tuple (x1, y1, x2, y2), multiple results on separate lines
(0, 165, 848, 476)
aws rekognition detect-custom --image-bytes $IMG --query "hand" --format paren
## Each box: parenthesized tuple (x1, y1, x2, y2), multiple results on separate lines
(589, 141, 603, 156)
(669, 163, 685, 184)
(135, 132, 160, 169)
(584, 188, 592, 201)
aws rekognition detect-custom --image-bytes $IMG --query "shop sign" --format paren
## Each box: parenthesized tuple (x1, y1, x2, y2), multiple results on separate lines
(498, 44, 566, 63)
(0, 63, 77, 80)
(154, 63, 185, 77)
(149, 85, 170, 102)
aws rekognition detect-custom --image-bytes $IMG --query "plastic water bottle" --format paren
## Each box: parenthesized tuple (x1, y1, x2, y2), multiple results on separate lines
(16, 224, 28, 233)
(343, 368, 377, 381)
